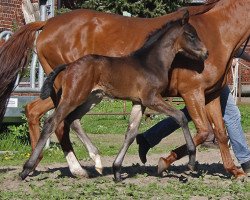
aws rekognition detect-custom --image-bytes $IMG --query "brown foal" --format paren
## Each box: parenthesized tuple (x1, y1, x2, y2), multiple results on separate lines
(0, 0, 249, 180)
(20, 12, 208, 181)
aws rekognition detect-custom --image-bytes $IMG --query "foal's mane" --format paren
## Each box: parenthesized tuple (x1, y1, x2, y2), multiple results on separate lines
(132, 19, 181, 57)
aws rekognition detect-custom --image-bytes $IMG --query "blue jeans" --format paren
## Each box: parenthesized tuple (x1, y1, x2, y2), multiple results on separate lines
(143, 86, 250, 164)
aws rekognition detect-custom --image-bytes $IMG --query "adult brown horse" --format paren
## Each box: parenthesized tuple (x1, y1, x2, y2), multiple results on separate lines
(20, 12, 209, 180)
(0, 2, 217, 177)
(0, 0, 249, 180)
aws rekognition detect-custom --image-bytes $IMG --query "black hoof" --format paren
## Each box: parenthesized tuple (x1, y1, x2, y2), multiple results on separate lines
(19, 168, 31, 180)
(114, 174, 123, 182)
(113, 165, 123, 182)
(187, 162, 197, 171)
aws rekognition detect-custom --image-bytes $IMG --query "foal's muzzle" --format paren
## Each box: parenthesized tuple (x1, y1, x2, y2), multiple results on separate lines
(200, 50, 209, 61)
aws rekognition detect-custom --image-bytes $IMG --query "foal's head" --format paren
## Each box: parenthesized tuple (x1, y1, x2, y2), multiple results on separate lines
(174, 11, 208, 61)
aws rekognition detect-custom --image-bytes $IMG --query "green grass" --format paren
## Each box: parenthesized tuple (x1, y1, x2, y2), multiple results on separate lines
(0, 99, 249, 166)
(0, 100, 250, 199)
(239, 104, 250, 132)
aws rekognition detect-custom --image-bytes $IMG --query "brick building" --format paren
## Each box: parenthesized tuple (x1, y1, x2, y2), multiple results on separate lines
(0, 0, 40, 32)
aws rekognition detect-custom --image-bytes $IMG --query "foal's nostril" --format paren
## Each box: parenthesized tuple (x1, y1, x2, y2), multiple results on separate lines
(206, 51, 209, 58)
(202, 50, 209, 60)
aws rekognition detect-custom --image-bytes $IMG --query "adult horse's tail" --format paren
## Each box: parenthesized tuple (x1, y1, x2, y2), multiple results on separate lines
(0, 21, 46, 123)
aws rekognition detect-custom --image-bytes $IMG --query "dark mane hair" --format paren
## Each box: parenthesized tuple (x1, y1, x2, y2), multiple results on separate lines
(132, 19, 181, 57)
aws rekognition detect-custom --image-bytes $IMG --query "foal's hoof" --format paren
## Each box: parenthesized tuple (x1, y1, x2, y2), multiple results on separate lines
(94, 154, 103, 175)
(95, 167, 103, 175)
(187, 162, 196, 171)
(71, 169, 89, 178)
(114, 172, 123, 182)
(113, 165, 123, 182)
(158, 157, 170, 174)
(19, 168, 31, 180)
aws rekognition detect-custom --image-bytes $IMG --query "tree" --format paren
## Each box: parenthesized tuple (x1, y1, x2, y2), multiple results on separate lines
(60, 0, 190, 17)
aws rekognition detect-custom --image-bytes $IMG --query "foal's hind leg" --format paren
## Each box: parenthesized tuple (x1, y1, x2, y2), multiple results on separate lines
(113, 103, 145, 181)
(26, 94, 103, 174)
(20, 96, 84, 180)
(66, 91, 104, 175)
(55, 120, 89, 177)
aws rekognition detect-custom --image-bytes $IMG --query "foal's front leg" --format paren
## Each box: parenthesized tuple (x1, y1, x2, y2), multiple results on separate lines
(113, 103, 145, 181)
(157, 91, 211, 173)
(142, 94, 196, 173)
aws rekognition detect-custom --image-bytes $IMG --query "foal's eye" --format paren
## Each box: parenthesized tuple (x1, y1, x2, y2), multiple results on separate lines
(185, 31, 195, 41)
(188, 34, 195, 41)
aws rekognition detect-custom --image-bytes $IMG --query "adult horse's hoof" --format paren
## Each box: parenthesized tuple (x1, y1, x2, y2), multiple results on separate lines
(234, 169, 248, 182)
(158, 157, 170, 174)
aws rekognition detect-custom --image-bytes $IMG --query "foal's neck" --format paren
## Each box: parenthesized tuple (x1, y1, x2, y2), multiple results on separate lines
(144, 28, 179, 71)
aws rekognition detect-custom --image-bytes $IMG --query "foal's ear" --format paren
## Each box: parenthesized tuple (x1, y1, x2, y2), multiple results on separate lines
(181, 10, 189, 26)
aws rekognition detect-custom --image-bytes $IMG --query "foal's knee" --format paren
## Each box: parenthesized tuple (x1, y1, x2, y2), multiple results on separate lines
(178, 111, 189, 126)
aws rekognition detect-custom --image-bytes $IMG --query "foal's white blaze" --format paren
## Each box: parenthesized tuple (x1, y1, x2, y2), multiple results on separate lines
(64, 151, 88, 177)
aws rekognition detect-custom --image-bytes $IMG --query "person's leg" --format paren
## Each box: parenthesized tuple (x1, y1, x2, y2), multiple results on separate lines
(144, 106, 191, 147)
(220, 86, 250, 173)
(137, 107, 191, 163)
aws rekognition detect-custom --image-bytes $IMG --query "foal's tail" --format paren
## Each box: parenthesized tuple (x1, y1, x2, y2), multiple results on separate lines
(0, 21, 46, 123)
(40, 65, 67, 101)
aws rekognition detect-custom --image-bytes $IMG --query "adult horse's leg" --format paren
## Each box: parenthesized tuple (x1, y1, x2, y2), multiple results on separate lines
(113, 103, 145, 181)
(71, 120, 102, 174)
(205, 97, 245, 178)
(25, 97, 54, 166)
(157, 92, 245, 178)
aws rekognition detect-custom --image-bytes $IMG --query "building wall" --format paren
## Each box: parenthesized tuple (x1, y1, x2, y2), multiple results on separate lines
(0, 0, 39, 32)
(0, 0, 24, 31)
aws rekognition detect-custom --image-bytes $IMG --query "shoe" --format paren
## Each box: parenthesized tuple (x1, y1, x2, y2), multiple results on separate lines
(200, 141, 219, 149)
(136, 134, 150, 164)
(241, 160, 250, 176)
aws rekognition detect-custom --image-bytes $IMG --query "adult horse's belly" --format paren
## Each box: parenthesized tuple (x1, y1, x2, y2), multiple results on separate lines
(36, 9, 170, 71)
